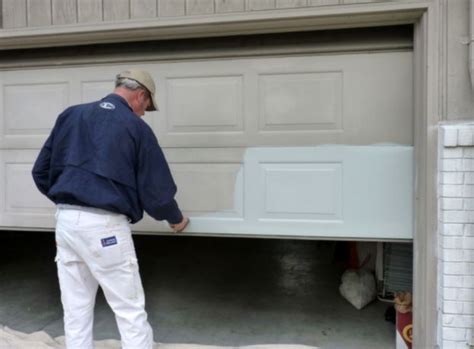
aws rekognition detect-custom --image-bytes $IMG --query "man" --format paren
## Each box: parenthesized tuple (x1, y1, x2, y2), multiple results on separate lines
(32, 69, 189, 349)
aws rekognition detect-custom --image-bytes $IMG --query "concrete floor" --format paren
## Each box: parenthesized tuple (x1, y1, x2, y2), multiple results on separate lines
(0, 231, 395, 349)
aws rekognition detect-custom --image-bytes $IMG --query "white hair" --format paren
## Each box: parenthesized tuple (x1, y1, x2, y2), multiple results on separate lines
(115, 77, 142, 91)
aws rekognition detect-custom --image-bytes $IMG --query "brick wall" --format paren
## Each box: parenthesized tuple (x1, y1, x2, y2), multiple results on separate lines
(439, 124, 474, 349)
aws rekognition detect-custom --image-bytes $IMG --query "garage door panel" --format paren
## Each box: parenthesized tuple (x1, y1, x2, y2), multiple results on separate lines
(166, 75, 244, 131)
(0, 150, 55, 228)
(171, 163, 244, 217)
(0, 49, 413, 239)
(259, 162, 343, 219)
(258, 71, 343, 131)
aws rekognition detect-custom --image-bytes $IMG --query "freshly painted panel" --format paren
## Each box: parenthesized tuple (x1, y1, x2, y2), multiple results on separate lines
(77, 0, 103, 23)
(27, 0, 51, 27)
(3, 83, 69, 136)
(136, 145, 413, 239)
(261, 163, 342, 218)
(2, 0, 27, 28)
(243, 146, 413, 239)
(52, 0, 77, 25)
(131, 0, 157, 19)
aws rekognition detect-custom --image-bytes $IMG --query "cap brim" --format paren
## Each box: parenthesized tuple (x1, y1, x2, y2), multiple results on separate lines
(146, 92, 158, 111)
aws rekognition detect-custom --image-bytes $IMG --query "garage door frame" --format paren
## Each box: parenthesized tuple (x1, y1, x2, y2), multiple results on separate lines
(0, 2, 440, 348)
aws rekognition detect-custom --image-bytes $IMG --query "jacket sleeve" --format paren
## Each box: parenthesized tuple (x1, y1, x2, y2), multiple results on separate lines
(32, 133, 53, 196)
(136, 137, 183, 225)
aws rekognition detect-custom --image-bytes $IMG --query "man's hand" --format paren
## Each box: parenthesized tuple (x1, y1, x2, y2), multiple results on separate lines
(169, 217, 189, 233)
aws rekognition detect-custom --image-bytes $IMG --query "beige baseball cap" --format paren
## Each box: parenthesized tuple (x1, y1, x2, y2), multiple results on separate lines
(116, 69, 158, 111)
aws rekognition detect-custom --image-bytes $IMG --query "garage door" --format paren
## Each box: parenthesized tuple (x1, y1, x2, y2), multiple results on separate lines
(0, 50, 413, 239)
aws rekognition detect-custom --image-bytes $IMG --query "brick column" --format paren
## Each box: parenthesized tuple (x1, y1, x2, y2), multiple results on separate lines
(439, 125, 474, 348)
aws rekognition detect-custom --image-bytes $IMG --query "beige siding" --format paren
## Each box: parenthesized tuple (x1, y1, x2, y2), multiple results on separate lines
(2, 0, 27, 28)
(103, 0, 130, 21)
(77, 0, 103, 23)
(277, 0, 308, 8)
(52, 0, 77, 25)
(131, 0, 157, 18)
(1, 0, 435, 28)
(186, 0, 214, 15)
(216, 0, 245, 13)
(248, 0, 276, 11)
(27, 0, 51, 27)
(309, 0, 340, 5)
(159, 0, 186, 17)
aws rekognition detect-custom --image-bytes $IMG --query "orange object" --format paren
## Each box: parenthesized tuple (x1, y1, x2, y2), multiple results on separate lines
(395, 292, 413, 349)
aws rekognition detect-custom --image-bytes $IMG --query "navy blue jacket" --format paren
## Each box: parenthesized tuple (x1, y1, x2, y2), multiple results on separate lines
(32, 93, 183, 224)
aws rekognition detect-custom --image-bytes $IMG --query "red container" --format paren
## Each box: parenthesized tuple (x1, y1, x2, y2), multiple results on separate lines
(396, 310, 413, 349)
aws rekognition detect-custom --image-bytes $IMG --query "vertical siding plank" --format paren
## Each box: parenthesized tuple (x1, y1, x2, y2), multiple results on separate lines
(159, 0, 185, 17)
(308, 0, 340, 6)
(27, 0, 52, 27)
(276, 0, 307, 8)
(78, 0, 103, 23)
(248, 0, 275, 11)
(343, 0, 379, 3)
(216, 0, 244, 13)
(186, 0, 214, 15)
(103, 0, 130, 21)
(2, 0, 27, 28)
(52, 0, 77, 25)
(131, 0, 157, 18)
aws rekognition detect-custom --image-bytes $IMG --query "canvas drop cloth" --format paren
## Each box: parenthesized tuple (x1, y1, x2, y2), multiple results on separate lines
(0, 325, 318, 349)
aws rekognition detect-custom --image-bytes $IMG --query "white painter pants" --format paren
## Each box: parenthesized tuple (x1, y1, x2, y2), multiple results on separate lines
(55, 205, 153, 349)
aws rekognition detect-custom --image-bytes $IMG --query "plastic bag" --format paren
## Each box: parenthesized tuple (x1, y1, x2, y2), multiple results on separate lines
(339, 269, 376, 310)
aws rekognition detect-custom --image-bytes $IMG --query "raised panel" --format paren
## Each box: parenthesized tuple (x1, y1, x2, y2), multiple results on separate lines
(3, 83, 69, 135)
(0, 150, 56, 229)
(244, 146, 413, 239)
(166, 76, 243, 132)
(170, 163, 243, 217)
(259, 71, 342, 131)
(5, 163, 53, 213)
(261, 163, 342, 219)
(81, 81, 113, 103)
